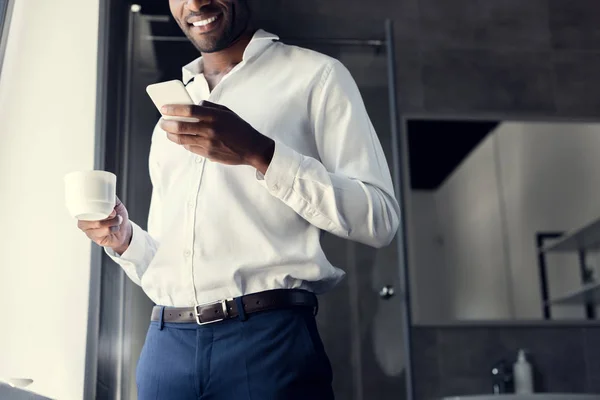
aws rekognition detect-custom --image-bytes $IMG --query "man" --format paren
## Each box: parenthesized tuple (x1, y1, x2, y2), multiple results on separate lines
(78, 0, 400, 399)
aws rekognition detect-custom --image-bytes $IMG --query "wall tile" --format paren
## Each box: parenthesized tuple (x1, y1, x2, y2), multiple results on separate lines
(439, 376, 493, 397)
(414, 376, 443, 400)
(396, 44, 424, 112)
(583, 327, 600, 393)
(422, 49, 556, 113)
(437, 327, 505, 379)
(549, 0, 600, 50)
(554, 52, 600, 116)
(412, 328, 442, 400)
(323, 0, 420, 45)
(499, 327, 587, 393)
(255, 0, 419, 45)
(254, 0, 424, 112)
(412, 328, 441, 379)
(419, 0, 551, 50)
(412, 325, 595, 398)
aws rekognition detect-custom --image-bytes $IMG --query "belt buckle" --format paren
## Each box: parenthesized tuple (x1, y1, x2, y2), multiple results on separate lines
(195, 299, 230, 325)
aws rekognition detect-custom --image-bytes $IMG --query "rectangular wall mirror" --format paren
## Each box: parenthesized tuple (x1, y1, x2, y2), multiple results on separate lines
(405, 119, 600, 324)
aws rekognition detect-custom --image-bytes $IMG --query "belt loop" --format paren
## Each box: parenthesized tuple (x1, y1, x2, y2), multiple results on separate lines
(235, 297, 247, 322)
(158, 306, 165, 330)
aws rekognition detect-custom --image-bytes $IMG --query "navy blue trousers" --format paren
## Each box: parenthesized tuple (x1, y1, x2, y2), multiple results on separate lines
(136, 307, 335, 400)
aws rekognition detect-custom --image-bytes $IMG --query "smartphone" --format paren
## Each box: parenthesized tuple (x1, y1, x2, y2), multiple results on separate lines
(146, 80, 199, 123)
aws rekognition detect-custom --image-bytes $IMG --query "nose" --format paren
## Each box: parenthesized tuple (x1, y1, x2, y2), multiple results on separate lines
(185, 0, 211, 12)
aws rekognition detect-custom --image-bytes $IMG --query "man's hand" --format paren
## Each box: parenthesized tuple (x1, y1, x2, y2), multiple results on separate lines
(77, 197, 132, 255)
(159, 101, 275, 175)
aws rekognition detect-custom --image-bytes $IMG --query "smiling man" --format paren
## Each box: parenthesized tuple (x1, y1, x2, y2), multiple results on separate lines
(77, 0, 400, 399)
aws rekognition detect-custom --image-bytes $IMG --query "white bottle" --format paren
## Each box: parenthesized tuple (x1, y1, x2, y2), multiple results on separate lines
(513, 349, 534, 394)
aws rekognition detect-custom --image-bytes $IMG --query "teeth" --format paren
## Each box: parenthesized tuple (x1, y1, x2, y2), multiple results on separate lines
(192, 16, 219, 27)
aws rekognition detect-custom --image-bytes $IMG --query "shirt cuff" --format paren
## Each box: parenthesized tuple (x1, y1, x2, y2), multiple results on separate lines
(259, 141, 303, 198)
(104, 221, 147, 266)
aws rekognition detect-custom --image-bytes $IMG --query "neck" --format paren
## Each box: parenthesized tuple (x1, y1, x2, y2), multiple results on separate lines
(201, 29, 255, 76)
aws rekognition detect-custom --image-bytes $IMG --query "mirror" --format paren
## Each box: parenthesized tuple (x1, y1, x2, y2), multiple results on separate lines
(405, 119, 600, 324)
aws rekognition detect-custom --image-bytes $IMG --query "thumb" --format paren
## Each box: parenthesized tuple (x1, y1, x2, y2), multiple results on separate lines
(200, 100, 229, 112)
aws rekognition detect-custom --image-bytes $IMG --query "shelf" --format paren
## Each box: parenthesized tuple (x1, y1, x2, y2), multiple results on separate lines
(540, 216, 600, 253)
(548, 282, 600, 305)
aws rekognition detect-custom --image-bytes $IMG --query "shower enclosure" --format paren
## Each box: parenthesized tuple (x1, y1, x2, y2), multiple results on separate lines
(89, 5, 412, 400)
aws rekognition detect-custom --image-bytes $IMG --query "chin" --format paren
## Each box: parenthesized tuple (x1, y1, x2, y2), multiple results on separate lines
(185, 26, 232, 53)
(195, 39, 225, 53)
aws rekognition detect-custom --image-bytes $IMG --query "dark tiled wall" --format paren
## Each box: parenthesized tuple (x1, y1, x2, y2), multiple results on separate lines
(253, 0, 600, 118)
(412, 325, 600, 400)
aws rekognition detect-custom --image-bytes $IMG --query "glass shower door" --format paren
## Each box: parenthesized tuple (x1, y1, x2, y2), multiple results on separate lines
(304, 41, 409, 400)
(97, 8, 411, 399)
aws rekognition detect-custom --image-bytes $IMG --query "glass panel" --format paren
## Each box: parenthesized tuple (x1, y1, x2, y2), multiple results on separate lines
(305, 43, 407, 400)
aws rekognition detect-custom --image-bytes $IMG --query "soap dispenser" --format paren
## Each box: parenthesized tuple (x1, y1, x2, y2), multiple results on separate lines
(513, 349, 534, 394)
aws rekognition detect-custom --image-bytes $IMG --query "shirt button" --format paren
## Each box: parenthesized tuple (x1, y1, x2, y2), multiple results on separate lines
(184, 250, 191, 257)
(188, 201, 195, 208)
(272, 183, 279, 190)
(195, 157, 203, 164)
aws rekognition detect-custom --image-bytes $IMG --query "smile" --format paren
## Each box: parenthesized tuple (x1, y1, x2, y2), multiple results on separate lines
(191, 14, 221, 27)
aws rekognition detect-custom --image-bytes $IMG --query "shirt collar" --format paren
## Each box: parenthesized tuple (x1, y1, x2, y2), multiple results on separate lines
(182, 29, 279, 85)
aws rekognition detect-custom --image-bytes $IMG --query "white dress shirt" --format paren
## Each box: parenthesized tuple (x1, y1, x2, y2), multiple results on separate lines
(106, 30, 400, 307)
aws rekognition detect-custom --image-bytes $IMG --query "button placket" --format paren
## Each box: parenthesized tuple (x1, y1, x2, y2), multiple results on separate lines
(185, 80, 225, 303)
(188, 154, 207, 304)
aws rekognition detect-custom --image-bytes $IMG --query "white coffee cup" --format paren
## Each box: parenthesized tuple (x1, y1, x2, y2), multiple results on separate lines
(64, 170, 117, 221)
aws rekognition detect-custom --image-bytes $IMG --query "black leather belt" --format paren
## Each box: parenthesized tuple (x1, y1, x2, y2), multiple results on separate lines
(151, 289, 318, 325)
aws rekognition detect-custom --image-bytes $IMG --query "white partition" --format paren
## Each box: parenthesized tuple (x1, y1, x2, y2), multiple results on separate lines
(0, 0, 100, 398)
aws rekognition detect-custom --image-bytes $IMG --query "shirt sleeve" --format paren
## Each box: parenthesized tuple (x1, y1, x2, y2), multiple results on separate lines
(104, 128, 163, 285)
(259, 60, 400, 248)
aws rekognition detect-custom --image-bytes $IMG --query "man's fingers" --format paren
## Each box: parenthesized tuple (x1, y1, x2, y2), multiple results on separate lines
(95, 235, 114, 247)
(88, 224, 121, 239)
(87, 228, 112, 240)
(160, 120, 213, 136)
(78, 215, 123, 231)
(166, 132, 213, 147)
(160, 120, 204, 135)
(161, 104, 217, 120)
